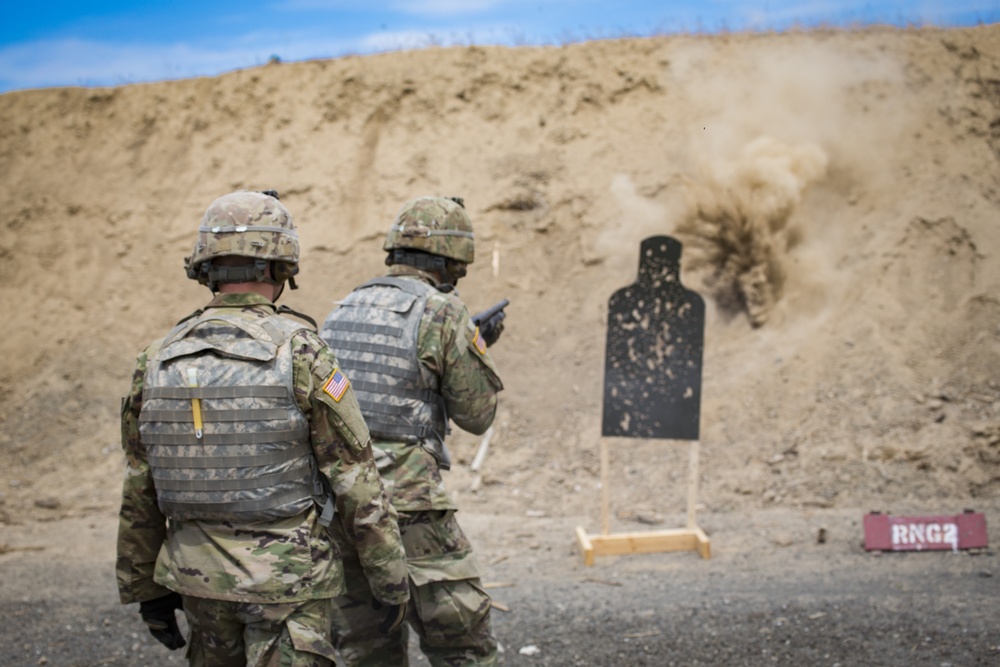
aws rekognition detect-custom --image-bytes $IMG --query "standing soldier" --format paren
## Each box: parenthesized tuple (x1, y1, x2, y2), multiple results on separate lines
(320, 196, 505, 666)
(116, 190, 409, 666)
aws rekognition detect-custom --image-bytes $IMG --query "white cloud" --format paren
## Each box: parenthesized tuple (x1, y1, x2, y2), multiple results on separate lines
(0, 35, 351, 90)
(0, 39, 215, 89)
(355, 23, 522, 50)
(1, 1, 993, 92)
(390, 0, 506, 16)
(276, 0, 582, 18)
(722, 0, 1000, 27)
(0, 22, 525, 91)
(355, 29, 441, 51)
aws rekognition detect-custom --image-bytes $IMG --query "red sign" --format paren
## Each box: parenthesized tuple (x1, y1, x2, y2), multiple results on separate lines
(864, 511, 988, 552)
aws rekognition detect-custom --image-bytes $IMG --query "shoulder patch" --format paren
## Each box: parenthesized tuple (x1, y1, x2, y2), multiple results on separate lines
(322, 368, 351, 402)
(471, 326, 487, 355)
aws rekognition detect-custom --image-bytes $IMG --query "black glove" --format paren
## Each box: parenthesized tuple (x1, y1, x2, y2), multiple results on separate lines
(372, 598, 408, 635)
(139, 592, 186, 651)
(478, 311, 505, 347)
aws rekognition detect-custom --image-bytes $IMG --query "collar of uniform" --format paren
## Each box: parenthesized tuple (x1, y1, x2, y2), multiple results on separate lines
(206, 292, 277, 310)
(387, 265, 437, 286)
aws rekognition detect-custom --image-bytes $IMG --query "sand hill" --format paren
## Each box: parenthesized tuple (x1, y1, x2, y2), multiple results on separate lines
(0, 24, 998, 528)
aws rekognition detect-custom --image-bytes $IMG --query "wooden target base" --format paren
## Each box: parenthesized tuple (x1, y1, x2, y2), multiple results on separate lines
(575, 526, 711, 566)
(575, 439, 712, 566)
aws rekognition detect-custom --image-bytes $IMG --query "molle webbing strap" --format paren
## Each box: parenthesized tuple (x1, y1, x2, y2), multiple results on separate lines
(355, 398, 432, 418)
(333, 339, 412, 361)
(159, 486, 311, 515)
(140, 408, 288, 423)
(142, 426, 309, 447)
(364, 420, 434, 441)
(351, 379, 435, 402)
(356, 399, 438, 440)
(325, 318, 418, 381)
(159, 310, 294, 351)
(331, 357, 420, 382)
(141, 308, 324, 523)
(145, 386, 289, 400)
(321, 277, 447, 444)
(159, 308, 253, 349)
(358, 396, 437, 440)
(360, 275, 428, 294)
(152, 463, 311, 492)
(148, 447, 309, 469)
(323, 320, 404, 339)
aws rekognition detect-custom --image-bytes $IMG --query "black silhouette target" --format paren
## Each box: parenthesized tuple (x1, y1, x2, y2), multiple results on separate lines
(601, 236, 705, 440)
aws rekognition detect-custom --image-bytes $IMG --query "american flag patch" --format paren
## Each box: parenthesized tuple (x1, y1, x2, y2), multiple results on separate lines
(322, 368, 350, 402)
(472, 327, 487, 355)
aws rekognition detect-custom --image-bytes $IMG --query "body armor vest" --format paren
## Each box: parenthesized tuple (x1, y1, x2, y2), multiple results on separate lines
(139, 309, 328, 523)
(320, 277, 449, 457)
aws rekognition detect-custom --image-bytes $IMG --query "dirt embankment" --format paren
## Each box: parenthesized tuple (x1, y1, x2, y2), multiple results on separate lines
(0, 24, 998, 531)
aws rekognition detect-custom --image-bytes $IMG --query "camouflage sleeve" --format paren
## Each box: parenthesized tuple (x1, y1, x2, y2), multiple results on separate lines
(115, 347, 173, 605)
(291, 330, 409, 606)
(420, 295, 504, 436)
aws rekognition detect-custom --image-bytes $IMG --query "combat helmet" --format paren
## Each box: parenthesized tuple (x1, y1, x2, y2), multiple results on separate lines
(185, 190, 300, 291)
(384, 196, 475, 264)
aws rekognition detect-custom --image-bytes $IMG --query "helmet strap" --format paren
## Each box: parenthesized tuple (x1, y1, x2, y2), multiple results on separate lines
(203, 258, 269, 290)
(388, 249, 468, 288)
(388, 249, 447, 273)
(203, 259, 298, 293)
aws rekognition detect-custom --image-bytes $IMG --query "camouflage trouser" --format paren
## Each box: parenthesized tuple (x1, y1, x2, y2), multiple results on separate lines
(182, 596, 337, 667)
(331, 510, 497, 667)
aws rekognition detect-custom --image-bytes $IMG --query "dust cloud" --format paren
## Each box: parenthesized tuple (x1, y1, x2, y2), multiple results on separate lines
(666, 40, 908, 326)
(597, 41, 907, 325)
(602, 173, 673, 281)
(678, 136, 828, 326)
(672, 38, 907, 167)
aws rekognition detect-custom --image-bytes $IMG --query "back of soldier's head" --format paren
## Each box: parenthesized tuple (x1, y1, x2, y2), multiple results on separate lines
(383, 196, 475, 264)
(184, 190, 300, 291)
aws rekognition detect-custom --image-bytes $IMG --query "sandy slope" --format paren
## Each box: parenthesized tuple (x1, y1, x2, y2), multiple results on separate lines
(0, 25, 998, 534)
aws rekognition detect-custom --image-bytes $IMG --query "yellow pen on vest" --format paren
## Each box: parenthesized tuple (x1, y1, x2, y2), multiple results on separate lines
(187, 368, 204, 440)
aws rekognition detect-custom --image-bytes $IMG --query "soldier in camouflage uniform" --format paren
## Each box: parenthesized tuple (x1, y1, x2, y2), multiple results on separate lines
(320, 196, 505, 666)
(116, 190, 410, 667)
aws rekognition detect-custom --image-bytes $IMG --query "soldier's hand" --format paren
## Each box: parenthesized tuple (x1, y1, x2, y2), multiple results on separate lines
(139, 592, 187, 650)
(372, 598, 408, 635)
(479, 311, 505, 347)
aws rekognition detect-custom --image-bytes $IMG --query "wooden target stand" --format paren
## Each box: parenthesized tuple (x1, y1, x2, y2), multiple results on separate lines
(575, 235, 711, 566)
(575, 438, 710, 566)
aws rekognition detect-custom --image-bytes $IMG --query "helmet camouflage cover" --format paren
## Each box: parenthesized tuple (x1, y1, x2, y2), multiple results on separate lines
(185, 191, 299, 287)
(383, 196, 475, 264)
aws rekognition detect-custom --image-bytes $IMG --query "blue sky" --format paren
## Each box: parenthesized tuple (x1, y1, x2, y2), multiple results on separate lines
(1, 1, 997, 93)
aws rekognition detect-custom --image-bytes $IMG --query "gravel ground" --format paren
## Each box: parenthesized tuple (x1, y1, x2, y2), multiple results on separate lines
(2, 508, 998, 667)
